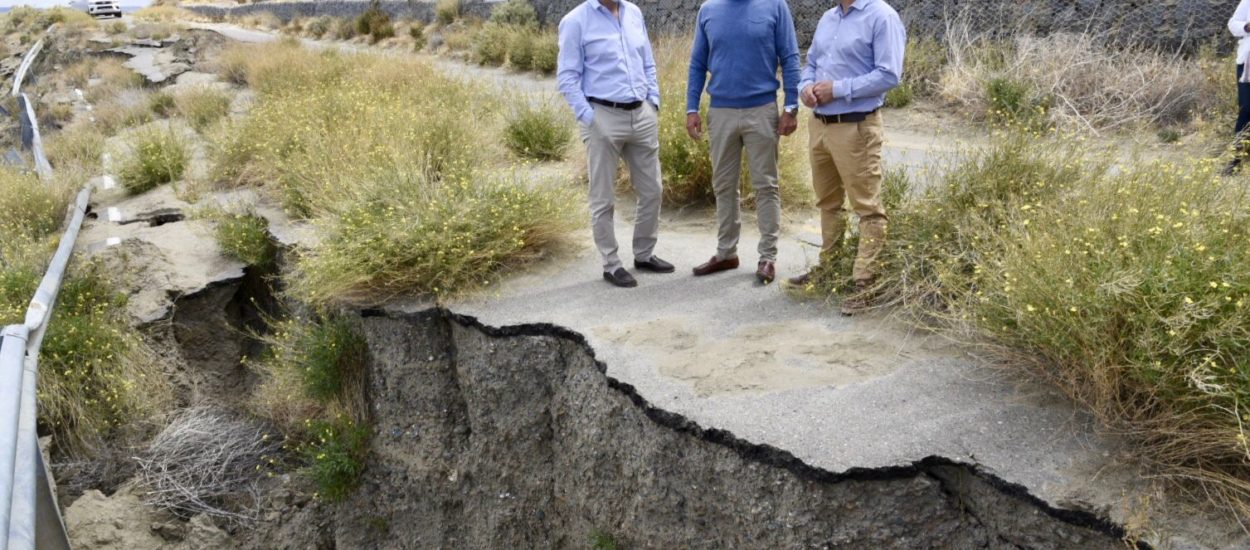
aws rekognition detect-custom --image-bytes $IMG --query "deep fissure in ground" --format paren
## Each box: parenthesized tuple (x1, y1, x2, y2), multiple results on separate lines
(273, 308, 1132, 549)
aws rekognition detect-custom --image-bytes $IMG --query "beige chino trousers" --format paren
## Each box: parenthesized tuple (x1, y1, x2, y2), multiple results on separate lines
(580, 103, 663, 272)
(708, 103, 782, 262)
(808, 111, 888, 282)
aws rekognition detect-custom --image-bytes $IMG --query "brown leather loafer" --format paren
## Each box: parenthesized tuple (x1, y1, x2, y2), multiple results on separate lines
(692, 255, 739, 276)
(756, 261, 775, 283)
(785, 271, 811, 287)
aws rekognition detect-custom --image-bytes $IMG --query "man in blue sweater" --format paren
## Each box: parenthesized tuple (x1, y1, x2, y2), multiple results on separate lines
(685, 0, 801, 284)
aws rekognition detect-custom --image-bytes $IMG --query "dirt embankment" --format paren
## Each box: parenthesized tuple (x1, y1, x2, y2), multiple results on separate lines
(296, 309, 1133, 549)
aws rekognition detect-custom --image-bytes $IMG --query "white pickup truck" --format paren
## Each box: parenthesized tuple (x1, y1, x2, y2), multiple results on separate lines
(86, 0, 122, 18)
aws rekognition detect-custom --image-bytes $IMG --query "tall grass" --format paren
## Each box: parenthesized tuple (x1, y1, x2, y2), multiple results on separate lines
(653, 36, 810, 209)
(211, 42, 578, 303)
(504, 102, 572, 161)
(812, 129, 1250, 510)
(250, 313, 369, 501)
(175, 87, 233, 131)
(939, 30, 1224, 133)
(0, 167, 169, 455)
(118, 126, 189, 194)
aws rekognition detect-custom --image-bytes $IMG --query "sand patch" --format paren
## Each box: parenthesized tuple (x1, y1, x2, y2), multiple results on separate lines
(596, 318, 918, 396)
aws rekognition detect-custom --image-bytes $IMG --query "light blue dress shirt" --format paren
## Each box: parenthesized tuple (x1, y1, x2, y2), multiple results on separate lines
(557, 0, 660, 125)
(798, 0, 906, 116)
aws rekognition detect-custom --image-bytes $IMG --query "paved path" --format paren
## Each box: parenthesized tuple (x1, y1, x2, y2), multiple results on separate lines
(198, 22, 1246, 547)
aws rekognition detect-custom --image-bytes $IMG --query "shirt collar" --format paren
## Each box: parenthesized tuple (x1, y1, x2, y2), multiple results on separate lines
(839, 0, 876, 13)
(588, 0, 628, 14)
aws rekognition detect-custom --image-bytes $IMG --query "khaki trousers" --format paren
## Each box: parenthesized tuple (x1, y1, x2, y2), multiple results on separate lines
(580, 103, 663, 272)
(708, 103, 782, 262)
(808, 111, 887, 282)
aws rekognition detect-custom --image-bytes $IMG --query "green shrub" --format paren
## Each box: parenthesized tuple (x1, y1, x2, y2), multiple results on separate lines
(1, 261, 170, 454)
(305, 16, 332, 38)
(0, 168, 67, 248)
(884, 83, 913, 109)
(530, 32, 559, 74)
(335, 18, 357, 40)
(489, 0, 537, 28)
(508, 28, 536, 71)
(355, 2, 395, 44)
(118, 127, 189, 194)
(589, 531, 621, 550)
(473, 24, 510, 67)
(901, 37, 947, 98)
(215, 212, 276, 267)
(297, 316, 365, 401)
(435, 0, 461, 25)
(175, 87, 233, 131)
(504, 103, 572, 161)
(1157, 127, 1182, 144)
(147, 90, 178, 117)
(290, 169, 576, 302)
(985, 77, 1049, 127)
(408, 22, 427, 51)
(303, 417, 368, 502)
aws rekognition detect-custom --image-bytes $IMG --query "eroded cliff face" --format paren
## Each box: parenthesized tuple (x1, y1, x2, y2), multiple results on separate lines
(323, 310, 1132, 549)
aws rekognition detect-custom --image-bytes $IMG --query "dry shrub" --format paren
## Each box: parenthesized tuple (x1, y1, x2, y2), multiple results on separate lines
(941, 28, 1216, 133)
(83, 58, 146, 105)
(136, 407, 282, 523)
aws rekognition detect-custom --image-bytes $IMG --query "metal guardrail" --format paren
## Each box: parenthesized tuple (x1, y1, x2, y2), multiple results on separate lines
(0, 28, 83, 550)
(10, 39, 41, 98)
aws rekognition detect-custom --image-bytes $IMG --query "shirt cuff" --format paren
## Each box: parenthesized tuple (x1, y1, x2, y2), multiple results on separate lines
(577, 107, 594, 126)
(834, 80, 853, 102)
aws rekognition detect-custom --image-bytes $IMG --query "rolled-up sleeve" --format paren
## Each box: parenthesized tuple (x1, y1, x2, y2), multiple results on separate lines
(557, 17, 594, 125)
(1232, 0, 1250, 38)
(833, 12, 905, 102)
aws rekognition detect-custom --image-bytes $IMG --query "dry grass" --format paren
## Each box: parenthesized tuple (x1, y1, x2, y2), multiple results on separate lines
(809, 128, 1250, 515)
(939, 28, 1225, 134)
(210, 41, 578, 304)
(82, 58, 146, 105)
(174, 86, 233, 131)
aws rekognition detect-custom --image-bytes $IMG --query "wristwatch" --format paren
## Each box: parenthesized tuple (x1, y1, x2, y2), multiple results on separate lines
(784, 105, 799, 115)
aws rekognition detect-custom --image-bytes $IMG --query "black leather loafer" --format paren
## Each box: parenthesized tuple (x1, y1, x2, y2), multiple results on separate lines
(603, 268, 638, 288)
(634, 256, 675, 273)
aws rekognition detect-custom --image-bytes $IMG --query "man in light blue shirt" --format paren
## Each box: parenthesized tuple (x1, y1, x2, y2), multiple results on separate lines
(787, 0, 905, 316)
(558, 0, 672, 288)
(685, 0, 801, 284)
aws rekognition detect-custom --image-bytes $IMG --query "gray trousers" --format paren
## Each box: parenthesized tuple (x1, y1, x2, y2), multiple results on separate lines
(708, 103, 782, 262)
(580, 103, 662, 272)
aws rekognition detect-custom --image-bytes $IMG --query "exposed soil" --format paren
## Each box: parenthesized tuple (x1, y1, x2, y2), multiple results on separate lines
(321, 309, 1132, 549)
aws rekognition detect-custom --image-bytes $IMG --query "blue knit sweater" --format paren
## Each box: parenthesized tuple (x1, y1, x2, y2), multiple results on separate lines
(686, 0, 801, 112)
